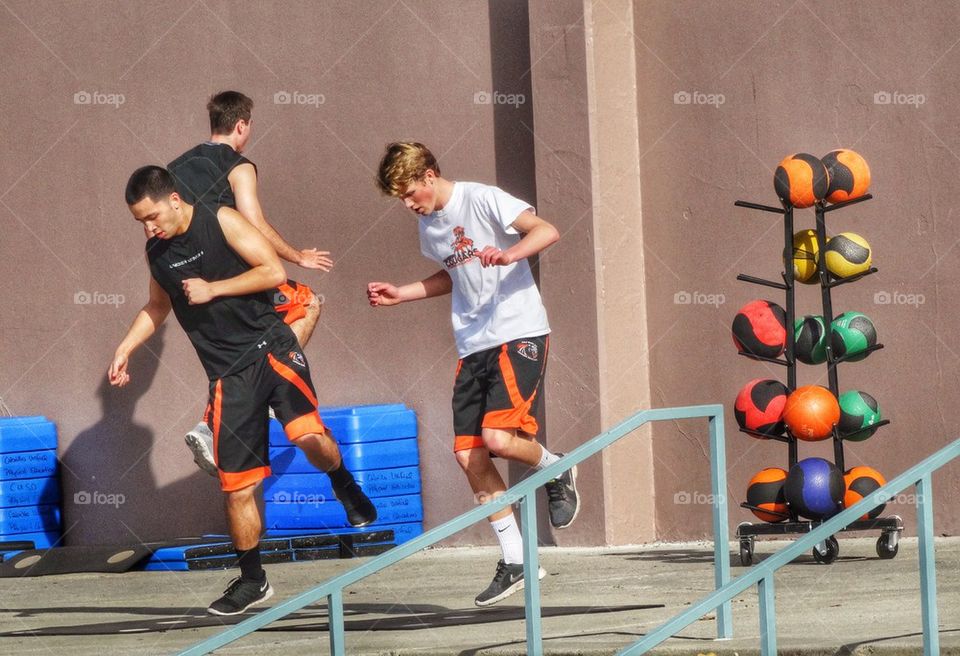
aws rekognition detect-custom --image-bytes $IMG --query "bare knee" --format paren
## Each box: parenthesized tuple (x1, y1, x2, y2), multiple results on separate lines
(225, 483, 257, 506)
(455, 447, 489, 473)
(291, 430, 331, 450)
(482, 431, 514, 458)
(306, 292, 322, 316)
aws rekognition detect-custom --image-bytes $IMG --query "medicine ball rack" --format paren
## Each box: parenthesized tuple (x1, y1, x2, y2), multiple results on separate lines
(732, 193, 901, 566)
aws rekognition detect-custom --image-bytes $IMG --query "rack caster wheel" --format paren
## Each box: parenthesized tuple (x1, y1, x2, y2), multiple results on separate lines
(739, 537, 755, 566)
(877, 532, 899, 559)
(812, 535, 839, 564)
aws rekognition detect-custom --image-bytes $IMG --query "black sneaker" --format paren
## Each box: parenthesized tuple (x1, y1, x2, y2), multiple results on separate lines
(207, 576, 274, 616)
(334, 480, 378, 527)
(474, 559, 547, 607)
(544, 457, 580, 529)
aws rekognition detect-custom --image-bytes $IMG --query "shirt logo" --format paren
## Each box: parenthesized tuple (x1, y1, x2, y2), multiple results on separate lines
(168, 250, 204, 269)
(516, 341, 539, 361)
(289, 351, 306, 368)
(443, 226, 480, 269)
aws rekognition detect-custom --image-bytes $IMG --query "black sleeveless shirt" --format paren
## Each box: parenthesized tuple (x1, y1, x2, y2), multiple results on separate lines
(146, 203, 289, 379)
(167, 142, 255, 208)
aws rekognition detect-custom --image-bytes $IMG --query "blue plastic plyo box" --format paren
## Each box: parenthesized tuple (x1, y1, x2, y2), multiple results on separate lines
(0, 505, 61, 535)
(265, 494, 423, 530)
(270, 437, 419, 474)
(268, 522, 424, 545)
(264, 466, 421, 500)
(268, 404, 417, 447)
(0, 451, 58, 480)
(0, 530, 60, 549)
(0, 417, 58, 454)
(0, 478, 60, 509)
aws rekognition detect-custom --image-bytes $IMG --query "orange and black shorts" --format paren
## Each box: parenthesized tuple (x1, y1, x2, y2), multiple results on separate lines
(272, 279, 314, 325)
(204, 337, 326, 492)
(452, 334, 549, 452)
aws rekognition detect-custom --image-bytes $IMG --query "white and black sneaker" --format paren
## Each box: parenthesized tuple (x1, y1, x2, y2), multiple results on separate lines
(544, 456, 580, 529)
(207, 576, 274, 616)
(184, 422, 218, 477)
(474, 559, 547, 607)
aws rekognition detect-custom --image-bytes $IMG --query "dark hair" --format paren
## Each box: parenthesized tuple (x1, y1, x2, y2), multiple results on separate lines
(125, 166, 176, 205)
(207, 90, 253, 135)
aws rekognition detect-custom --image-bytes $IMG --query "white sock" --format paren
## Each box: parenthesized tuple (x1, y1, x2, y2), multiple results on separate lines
(490, 514, 523, 564)
(535, 445, 560, 471)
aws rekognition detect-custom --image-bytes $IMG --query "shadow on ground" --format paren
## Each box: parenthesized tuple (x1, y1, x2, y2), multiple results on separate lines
(0, 601, 663, 636)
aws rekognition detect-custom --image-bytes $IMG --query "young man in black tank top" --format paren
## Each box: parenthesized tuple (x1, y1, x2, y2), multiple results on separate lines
(109, 166, 375, 616)
(168, 91, 332, 477)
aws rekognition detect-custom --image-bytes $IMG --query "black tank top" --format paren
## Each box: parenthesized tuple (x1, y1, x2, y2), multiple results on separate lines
(146, 203, 291, 379)
(167, 142, 255, 208)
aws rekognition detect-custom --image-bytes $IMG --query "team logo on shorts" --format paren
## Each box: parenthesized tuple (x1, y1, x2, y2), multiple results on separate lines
(289, 351, 306, 368)
(516, 341, 539, 361)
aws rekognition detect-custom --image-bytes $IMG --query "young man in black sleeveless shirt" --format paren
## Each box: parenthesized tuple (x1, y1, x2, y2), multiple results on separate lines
(168, 91, 332, 478)
(109, 166, 375, 615)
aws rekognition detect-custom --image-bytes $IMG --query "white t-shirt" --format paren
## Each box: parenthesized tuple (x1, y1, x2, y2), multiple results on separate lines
(419, 181, 551, 357)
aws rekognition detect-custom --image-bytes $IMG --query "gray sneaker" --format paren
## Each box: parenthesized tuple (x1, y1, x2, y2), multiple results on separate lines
(544, 457, 579, 529)
(184, 422, 218, 477)
(474, 560, 547, 607)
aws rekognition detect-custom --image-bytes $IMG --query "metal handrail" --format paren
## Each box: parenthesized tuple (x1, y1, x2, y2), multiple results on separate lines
(619, 437, 960, 656)
(178, 404, 729, 655)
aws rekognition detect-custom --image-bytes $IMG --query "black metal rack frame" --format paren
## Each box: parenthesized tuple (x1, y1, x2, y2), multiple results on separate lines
(732, 193, 901, 565)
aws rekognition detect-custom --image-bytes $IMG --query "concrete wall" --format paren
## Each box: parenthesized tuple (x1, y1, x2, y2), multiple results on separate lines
(3, 0, 959, 548)
(626, 0, 960, 539)
(0, 0, 542, 546)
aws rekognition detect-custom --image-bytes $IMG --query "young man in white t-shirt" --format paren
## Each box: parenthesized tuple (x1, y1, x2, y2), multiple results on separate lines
(367, 142, 580, 607)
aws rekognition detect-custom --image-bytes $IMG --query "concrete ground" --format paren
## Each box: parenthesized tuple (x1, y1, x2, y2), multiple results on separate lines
(0, 536, 957, 655)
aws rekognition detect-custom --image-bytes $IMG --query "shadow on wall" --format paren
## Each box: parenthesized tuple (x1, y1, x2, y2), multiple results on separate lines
(60, 325, 224, 546)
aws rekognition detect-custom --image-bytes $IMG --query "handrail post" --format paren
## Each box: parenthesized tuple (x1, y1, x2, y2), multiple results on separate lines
(758, 575, 776, 656)
(328, 588, 345, 654)
(521, 491, 544, 655)
(709, 412, 733, 639)
(917, 473, 939, 656)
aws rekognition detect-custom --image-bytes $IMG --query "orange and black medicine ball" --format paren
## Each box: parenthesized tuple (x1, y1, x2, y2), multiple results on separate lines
(746, 467, 789, 522)
(774, 153, 830, 208)
(843, 466, 886, 520)
(735, 378, 789, 437)
(732, 299, 787, 359)
(821, 149, 871, 204)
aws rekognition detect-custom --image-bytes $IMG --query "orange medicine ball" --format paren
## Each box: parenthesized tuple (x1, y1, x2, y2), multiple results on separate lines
(783, 385, 840, 440)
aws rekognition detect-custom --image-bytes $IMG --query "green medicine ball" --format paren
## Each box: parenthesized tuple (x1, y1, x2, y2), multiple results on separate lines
(831, 311, 877, 362)
(838, 390, 881, 441)
(794, 315, 828, 364)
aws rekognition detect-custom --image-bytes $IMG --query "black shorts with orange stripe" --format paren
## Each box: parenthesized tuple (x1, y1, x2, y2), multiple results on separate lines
(272, 279, 314, 326)
(205, 334, 326, 492)
(452, 334, 549, 452)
